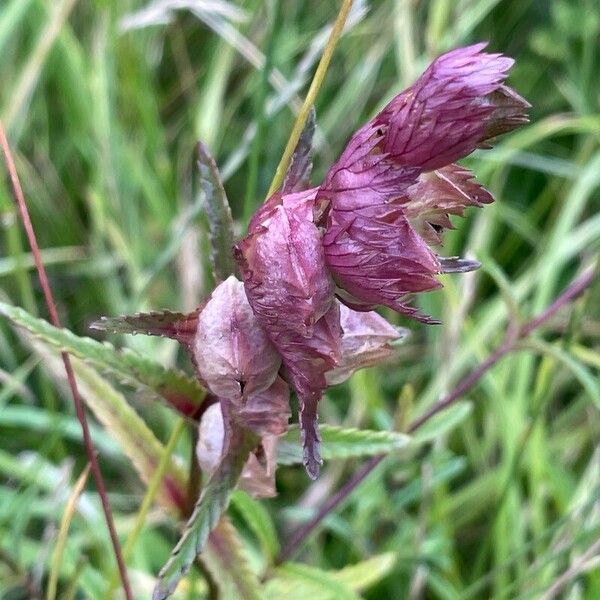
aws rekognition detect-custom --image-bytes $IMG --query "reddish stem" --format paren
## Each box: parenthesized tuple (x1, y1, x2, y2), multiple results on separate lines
(0, 122, 133, 600)
(277, 266, 596, 564)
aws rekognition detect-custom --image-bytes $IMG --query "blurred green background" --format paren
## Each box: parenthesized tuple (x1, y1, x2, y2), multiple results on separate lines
(1, 0, 600, 598)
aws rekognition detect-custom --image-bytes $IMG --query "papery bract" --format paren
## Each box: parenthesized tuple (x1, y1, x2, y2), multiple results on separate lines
(192, 276, 290, 436)
(326, 303, 408, 386)
(403, 164, 494, 245)
(197, 403, 279, 498)
(236, 189, 341, 478)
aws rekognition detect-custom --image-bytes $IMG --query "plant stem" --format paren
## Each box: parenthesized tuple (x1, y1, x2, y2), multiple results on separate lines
(0, 121, 133, 600)
(266, 0, 354, 197)
(277, 266, 597, 564)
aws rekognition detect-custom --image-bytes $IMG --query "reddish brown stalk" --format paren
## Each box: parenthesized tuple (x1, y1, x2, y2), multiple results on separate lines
(278, 266, 596, 564)
(0, 122, 133, 600)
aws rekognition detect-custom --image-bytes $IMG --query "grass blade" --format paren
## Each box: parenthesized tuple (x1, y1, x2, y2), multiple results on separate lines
(46, 463, 91, 600)
(203, 517, 264, 600)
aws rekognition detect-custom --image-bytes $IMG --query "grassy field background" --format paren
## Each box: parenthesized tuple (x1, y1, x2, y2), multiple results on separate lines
(1, 0, 600, 598)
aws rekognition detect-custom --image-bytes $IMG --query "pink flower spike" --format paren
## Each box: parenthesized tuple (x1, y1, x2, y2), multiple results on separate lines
(314, 44, 528, 322)
(375, 42, 529, 170)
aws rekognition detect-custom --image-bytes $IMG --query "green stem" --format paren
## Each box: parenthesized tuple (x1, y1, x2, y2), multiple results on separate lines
(266, 0, 354, 197)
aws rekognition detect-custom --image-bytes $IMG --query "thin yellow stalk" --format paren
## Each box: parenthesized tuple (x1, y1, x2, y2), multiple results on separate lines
(104, 417, 187, 599)
(47, 463, 91, 600)
(266, 0, 354, 197)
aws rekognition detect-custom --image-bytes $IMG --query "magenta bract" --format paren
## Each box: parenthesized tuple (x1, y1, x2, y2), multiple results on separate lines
(236, 189, 341, 478)
(327, 303, 408, 386)
(193, 276, 290, 437)
(97, 43, 528, 481)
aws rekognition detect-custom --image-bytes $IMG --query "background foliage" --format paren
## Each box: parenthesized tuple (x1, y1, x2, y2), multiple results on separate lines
(1, 0, 600, 598)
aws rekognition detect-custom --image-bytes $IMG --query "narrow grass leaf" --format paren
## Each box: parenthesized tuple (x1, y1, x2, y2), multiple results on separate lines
(231, 490, 280, 561)
(518, 339, 600, 409)
(277, 425, 411, 466)
(412, 401, 473, 444)
(154, 425, 259, 600)
(3, 0, 80, 132)
(0, 0, 33, 56)
(46, 463, 91, 600)
(265, 562, 361, 600)
(0, 302, 205, 417)
(202, 517, 264, 600)
(104, 418, 188, 600)
(329, 552, 397, 592)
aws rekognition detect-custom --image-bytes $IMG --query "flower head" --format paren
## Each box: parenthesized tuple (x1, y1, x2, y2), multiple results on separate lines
(315, 43, 529, 319)
(94, 43, 529, 483)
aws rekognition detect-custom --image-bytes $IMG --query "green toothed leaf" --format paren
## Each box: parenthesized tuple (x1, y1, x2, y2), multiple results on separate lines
(197, 141, 236, 282)
(90, 309, 198, 344)
(277, 424, 412, 466)
(154, 424, 259, 599)
(24, 335, 187, 511)
(0, 301, 206, 417)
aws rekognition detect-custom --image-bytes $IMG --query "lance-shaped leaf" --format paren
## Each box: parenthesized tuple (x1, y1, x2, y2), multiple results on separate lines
(8, 304, 264, 598)
(153, 423, 259, 600)
(90, 309, 199, 345)
(0, 302, 206, 418)
(198, 141, 236, 282)
(277, 424, 411, 466)
(283, 106, 316, 194)
(23, 334, 188, 511)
